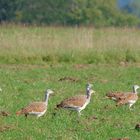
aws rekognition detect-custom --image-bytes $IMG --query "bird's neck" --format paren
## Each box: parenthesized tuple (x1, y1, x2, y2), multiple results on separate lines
(86, 90, 91, 99)
(45, 94, 50, 105)
(133, 87, 137, 94)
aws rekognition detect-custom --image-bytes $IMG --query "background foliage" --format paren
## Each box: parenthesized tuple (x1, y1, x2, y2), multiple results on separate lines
(0, 0, 140, 27)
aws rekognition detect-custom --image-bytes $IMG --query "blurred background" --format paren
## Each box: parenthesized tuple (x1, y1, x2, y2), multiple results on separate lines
(0, 0, 140, 27)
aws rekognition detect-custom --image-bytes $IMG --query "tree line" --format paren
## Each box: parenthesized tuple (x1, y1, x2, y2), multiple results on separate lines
(0, 0, 140, 27)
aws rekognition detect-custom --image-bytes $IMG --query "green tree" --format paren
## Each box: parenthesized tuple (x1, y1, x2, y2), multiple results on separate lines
(0, 0, 16, 22)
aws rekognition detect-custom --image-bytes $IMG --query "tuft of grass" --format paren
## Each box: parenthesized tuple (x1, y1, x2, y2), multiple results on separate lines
(125, 49, 138, 62)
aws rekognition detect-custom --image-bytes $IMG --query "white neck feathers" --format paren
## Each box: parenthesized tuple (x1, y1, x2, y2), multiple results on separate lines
(45, 93, 50, 105)
(86, 89, 92, 99)
(133, 86, 139, 94)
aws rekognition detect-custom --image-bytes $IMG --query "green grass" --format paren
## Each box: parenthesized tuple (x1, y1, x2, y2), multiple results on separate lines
(0, 63, 140, 140)
(0, 25, 140, 139)
(0, 25, 140, 64)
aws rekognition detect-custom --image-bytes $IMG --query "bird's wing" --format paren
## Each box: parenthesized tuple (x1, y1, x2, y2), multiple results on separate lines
(58, 95, 87, 108)
(106, 92, 125, 100)
(106, 91, 136, 100)
(21, 102, 46, 113)
(117, 94, 138, 105)
(117, 92, 137, 100)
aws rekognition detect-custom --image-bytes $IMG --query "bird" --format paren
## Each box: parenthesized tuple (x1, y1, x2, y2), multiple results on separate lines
(16, 89, 54, 118)
(110, 138, 130, 140)
(106, 85, 140, 109)
(56, 83, 95, 116)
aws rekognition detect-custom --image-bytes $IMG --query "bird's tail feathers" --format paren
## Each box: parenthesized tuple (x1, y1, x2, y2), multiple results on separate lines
(56, 103, 62, 108)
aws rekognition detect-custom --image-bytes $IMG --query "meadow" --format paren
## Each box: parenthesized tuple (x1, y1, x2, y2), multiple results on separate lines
(0, 25, 140, 64)
(0, 25, 140, 140)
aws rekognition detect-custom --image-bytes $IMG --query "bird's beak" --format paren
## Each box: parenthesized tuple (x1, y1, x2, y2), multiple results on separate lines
(93, 90, 96, 94)
(88, 83, 93, 87)
(50, 92, 54, 96)
(90, 90, 95, 94)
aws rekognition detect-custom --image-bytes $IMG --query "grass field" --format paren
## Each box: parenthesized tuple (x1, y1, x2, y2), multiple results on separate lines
(0, 63, 140, 140)
(0, 25, 140, 140)
(0, 25, 140, 64)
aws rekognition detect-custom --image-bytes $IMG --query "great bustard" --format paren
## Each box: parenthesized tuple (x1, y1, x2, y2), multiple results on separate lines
(16, 89, 54, 118)
(57, 83, 95, 116)
(106, 85, 139, 109)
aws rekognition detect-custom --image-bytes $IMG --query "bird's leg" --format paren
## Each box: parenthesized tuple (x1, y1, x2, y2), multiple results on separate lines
(129, 103, 134, 110)
(25, 114, 28, 118)
(78, 111, 81, 117)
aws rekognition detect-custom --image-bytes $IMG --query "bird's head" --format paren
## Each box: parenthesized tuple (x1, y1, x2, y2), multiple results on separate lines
(46, 89, 54, 96)
(86, 83, 95, 96)
(86, 83, 93, 90)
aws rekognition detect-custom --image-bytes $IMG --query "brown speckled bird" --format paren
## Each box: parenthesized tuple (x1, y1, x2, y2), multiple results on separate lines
(16, 89, 54, 118)
(57, 83, 95, 116)
(106, 85, 139, 109)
